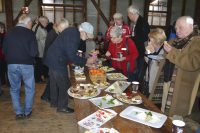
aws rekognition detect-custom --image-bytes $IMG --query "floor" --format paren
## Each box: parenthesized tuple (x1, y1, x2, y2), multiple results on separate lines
(0, 83, 78, 133)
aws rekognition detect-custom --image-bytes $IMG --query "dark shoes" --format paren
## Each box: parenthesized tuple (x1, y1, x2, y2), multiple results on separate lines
(15, 111, 32, 120)
(16, 114, 24, 120)
(57, 107, 74, 113)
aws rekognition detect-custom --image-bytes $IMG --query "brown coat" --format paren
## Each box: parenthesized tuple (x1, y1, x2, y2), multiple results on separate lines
(166, 35, 200, 116)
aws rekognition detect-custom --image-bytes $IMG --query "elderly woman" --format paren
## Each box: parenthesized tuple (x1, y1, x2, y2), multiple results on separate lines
(106, 26, 138, 81)
(145, 28, 166, 94)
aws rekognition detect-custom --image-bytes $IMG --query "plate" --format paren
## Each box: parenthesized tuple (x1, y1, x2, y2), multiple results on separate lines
(93, 81, 110, 89)
(75, 73, 86, 81)
(119, 106, 167, 128)
(100, 66, 115, 73)
(68, 84, 101, 99)
(106, 73, 128, 80)
(78, 109, 117, 130)
(114, 93, 142, 104)
(85, 128, 119, 133)
(89, 95, 123, 109)
(105, 81, 131, 94)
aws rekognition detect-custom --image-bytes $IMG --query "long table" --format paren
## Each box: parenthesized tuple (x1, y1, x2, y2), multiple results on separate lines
(70, 68, 172, 133)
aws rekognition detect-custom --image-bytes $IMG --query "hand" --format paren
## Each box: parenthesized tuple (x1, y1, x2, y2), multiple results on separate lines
(145, 45, 155, 54)
(105, 51, 111, 57)
(112, 57, 126, 62)
(163, 41, 172, 53)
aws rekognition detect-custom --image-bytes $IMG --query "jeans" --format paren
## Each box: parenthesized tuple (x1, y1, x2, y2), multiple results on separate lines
(8, 64, 35, 115)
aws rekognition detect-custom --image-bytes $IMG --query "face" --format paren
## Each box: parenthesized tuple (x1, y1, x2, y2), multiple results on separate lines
(111, 36, 122, 44)
(175, 19, 193, 39)
(128, 12, 136, 22)
(27, 21, 33, 29)
(80, 31, 88, 40)
(0, 27, 4, 33)
(41, 20, 48, 28)
(146, 37, 158, 53)
(114, 18, 123, 26)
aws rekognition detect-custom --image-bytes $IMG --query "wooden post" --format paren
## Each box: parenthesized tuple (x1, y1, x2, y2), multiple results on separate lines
(109, 0, 117, 21)
(194, 0, 200, 26)
(166, 0, 172, 27)
(38, 0, 43, 16)
(5, 0, 13, 30)
(90, 0, 109, 26)
(97, 0, 100, 34)
(181, 0, 187, 16)
(83, 0, 87, 21)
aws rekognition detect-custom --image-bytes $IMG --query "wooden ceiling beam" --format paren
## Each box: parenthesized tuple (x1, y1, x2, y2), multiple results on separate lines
(13, 0, 34, 25)
(90, 0, 109, 26)
(109, 0, 117, 20)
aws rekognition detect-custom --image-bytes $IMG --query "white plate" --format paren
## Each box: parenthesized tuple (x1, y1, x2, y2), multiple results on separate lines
(100, 66, 115, 73)
(89, 95, 123, 109)
(68, 88, 101, 99)
(119, 106, 167, 128)
(105, 81, 131, 94)
(78, 109, 117, 130)
(106, 73, 128, 80)
(114, 94, 143, 105)
(85, 128, 120, 133)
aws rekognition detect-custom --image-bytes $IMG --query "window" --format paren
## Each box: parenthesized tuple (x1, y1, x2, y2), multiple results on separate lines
(148, 0, 167, 27)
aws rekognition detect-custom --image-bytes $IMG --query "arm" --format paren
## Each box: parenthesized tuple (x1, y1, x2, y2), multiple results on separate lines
(29, 33, 38, 57)
(125, 39, 139, 62)
(166, 39, 200, 71)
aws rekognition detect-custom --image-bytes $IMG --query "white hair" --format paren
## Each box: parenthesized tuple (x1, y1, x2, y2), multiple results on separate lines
(127, 5, 140, 15)
(113, 13, 123, 19)
(110, 26, 122, 38)
(58, 18, 69, 29)
(18, 14, 32, 25)
(178, 16, 194, 25)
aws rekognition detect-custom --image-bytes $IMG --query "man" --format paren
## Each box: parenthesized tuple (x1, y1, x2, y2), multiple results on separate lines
(41, 18, 69, 102)
(127, 5, 150, 93)
(44, 22, 95, 113)
(32, 16, 49, 83)
(3, 14, 38, 119)
(162, 16, 200, 116)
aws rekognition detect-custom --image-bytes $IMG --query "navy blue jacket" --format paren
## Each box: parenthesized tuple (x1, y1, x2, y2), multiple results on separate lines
(44, 27, 87, 73)
(3, 26, 38, 65)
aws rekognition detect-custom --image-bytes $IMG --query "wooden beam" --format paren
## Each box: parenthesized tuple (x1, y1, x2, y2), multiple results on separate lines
(5, 0, 13, 30)
(38, 0, 43, 16)
(83, 0, 87, 21)
(90, 0, 109, 26)
(166, 0, 172, 28)
(97, 0, 100, 34)
(109, 0, 117, 20)
(194, 0, 200, 26)
(144, 0, 151, 19)
(181, 0, 187, 16)
(13, 0, 33, 25)
(41, 3, 83, 8)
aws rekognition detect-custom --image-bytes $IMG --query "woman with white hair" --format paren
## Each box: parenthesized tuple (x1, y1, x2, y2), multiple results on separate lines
(106, 12, 131, 43)
(106, 26, 138, 81)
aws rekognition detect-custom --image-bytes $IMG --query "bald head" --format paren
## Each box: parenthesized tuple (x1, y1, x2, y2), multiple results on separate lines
(175, 16, 194, 39)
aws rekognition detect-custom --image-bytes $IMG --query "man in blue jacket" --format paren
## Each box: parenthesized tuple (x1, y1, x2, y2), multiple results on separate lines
(44, 22, 95, 113)
(3, 14, 38, 119)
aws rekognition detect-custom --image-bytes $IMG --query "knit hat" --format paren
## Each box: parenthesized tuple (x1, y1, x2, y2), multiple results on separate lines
(79, 22, 94, 38)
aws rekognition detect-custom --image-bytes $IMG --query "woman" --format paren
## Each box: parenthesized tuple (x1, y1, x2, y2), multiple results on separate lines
(145, 28, 166, 94)
(106, 26, 138, 81)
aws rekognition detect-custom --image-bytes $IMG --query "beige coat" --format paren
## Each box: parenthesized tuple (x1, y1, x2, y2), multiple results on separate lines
(166, 35, 200, 116)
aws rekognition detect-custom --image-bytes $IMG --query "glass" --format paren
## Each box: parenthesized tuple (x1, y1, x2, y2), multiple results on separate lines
(132, 81, 139, 93)
(172, 120, 185, 133)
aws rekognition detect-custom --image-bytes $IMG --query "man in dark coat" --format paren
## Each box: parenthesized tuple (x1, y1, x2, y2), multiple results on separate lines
(44, 22, 95, 113)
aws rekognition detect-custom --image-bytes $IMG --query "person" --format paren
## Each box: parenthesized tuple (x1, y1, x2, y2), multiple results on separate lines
(44, 22, 95, 113)
(41, 18, 69, 102)
(32, 16, 49, 83)
(106, 13, 131, 43)
(144, 28, 166, 94)
(162, 16, 200, 116)
(105, 26, 138, 81)
(127, 5, 150, 88)
(3, 14, 38, 119)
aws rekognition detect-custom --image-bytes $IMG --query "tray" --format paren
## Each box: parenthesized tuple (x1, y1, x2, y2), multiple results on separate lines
(78, 109, 117, 130)
(100, 66, 115, 73)
(89, 95, 123, 109)
(119, 106, 167, 128)
(106, 73, 128, 80)
(105, 81, 131, 94)
(114, 93, 143, 105)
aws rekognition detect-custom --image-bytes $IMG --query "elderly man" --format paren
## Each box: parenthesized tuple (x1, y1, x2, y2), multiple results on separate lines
(44, 22, 95, 113)
(127, 5, 150, 93)
(162, 16, 200, 116)
(105, 13, 131, 50)
(3, 14, 38, 119)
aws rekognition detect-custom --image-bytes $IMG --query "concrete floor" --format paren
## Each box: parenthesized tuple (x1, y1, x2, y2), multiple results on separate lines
(0, 83, 78, 133)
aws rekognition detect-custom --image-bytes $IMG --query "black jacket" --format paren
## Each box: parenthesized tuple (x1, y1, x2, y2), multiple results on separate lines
(131, 15, 150, 57)
(44, 27, 87, 73)
(3, 26, 38, 65)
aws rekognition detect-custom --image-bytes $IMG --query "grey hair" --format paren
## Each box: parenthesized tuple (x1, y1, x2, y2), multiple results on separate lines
(127, 5, 140, 15)
(113, 13, 123, 19)
(58, 18, 69, 29)
(38, 16, 49, 23)
(110, 26, 122, 38)
(178, 16, 194, 25)
(18, 14, 32, 25)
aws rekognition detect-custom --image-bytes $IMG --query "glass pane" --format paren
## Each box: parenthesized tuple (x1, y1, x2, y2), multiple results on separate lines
(153, 6, 158, 11)
(161, 17, 166, 26)
(43, 0, 53, 4)
(148, 16, 152, 25)
(55, 7, 64, 23)
(149, 5, 153, 11)
(55, 0, 63, 4)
